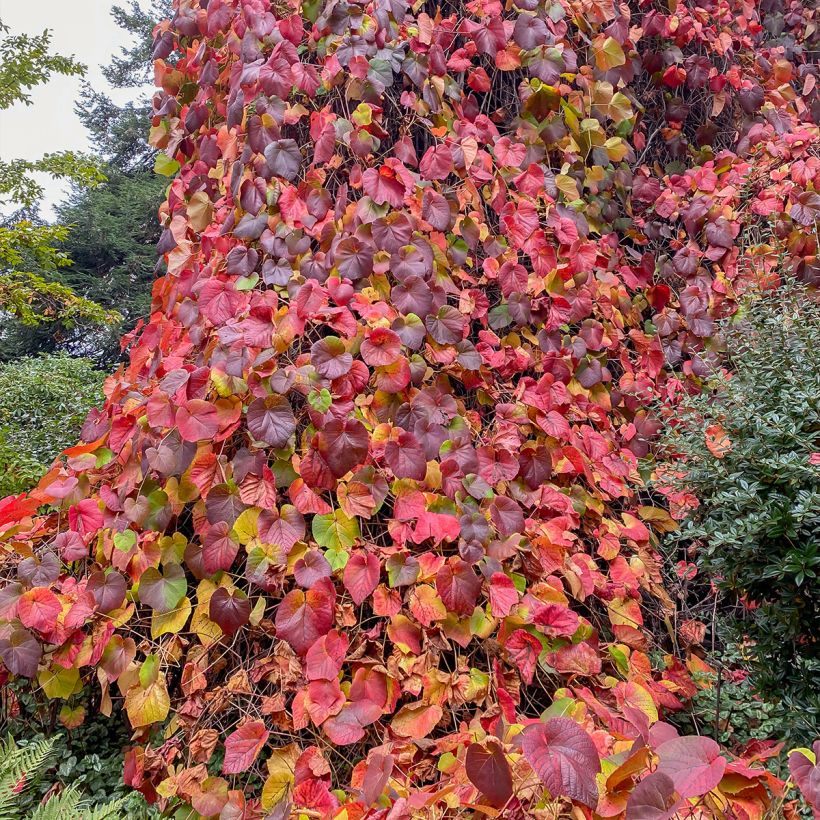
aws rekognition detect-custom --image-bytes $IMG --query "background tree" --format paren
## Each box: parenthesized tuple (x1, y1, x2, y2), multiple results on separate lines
(0, 3, 171, 365)
(0, 23, 118, 335)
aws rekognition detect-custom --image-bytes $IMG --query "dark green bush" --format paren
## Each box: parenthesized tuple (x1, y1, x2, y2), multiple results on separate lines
(0, 354, 103, 495)
(1, 684, 154, 818)
(659, 281, 820, 735)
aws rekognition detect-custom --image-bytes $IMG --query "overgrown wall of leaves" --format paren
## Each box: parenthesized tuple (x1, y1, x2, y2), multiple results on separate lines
(0, 0, 818, 816)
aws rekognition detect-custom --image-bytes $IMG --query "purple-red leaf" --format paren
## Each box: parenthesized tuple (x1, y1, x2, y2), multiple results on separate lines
(343, 551, 380, 605)
(209, 587, 251, 636)
(436, 559, 481, 617)
(465, 741, 514, 807)
(246, 395, 296, 448)
(275, 578, 335, 656)
(521, 717, 600, 808)
(626, 772, 682, 820)
(655, 735, 726, 798)
(788, 741, 820, 813)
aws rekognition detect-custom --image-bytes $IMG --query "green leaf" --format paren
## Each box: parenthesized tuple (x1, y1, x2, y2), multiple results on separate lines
(154, 153, 180, 177)
(312, 509, 360, 551)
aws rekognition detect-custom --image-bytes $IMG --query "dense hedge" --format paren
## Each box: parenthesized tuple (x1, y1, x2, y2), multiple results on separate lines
(660, 281, 820, 737)
(0, 0, 818, 816)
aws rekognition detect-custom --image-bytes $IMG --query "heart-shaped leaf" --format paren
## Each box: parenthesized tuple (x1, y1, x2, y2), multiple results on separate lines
(521, 717, 600, 808)
(246, 395, 296, 448)
(466, 741, 514, 807)
(139, 563, 187, 613)
(209, 587, 251, 636)
(275, 578, 335, 655)
(655, 736, 726, 798)
(223, 720, 269, 774)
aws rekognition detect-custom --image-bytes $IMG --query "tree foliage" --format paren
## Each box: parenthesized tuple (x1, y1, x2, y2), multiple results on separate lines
(0, 0, 818, 817)
(0, 2, 170, 365)
(659, 282, 820, 732)
(0, 23, 118, 334)
(75, 1, 173, 170)
(0, 23, 84, 109)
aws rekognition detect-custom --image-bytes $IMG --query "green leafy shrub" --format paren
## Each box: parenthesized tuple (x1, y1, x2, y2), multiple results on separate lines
(0, 734, 127, 819)
(1, 684, 155, 819)
(660, 282, 820, 733)
(0, 355, 103, 495)
(673, 636, 809, 755)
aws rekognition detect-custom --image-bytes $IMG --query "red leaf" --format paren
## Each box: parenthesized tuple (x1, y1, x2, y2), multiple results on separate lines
(655, 736, 726, 798)
(177, 399, 220, 442)
(275, 578, 335, 655)
(419, 144, 453, 180)
(788, 742, 820, 812)
(343, 551, 380, 605)
(532, 603, 580, 637)
(384, 432, 427, 481)
(0, 494, 40, 528)
(202, 522, 240, 574)
(488, 573, 518, 617)
(17, 588, 61, 633)
(465, 741, 514, 807)
(222, 721, 269, 774)
(305, 678, 345, 725)
(521, 718, 600, 808)
(436, 558, 481, 617)
(362, 165, 407, 208)
(323, 699, 381, 745)
(362, 752, 394, 807)
(305, 630, 348, 681)
(505, 629, 541, 685)
(257, 506, 305, 553)
(294, 549, 332, 587)
(360, 327, 402, 366)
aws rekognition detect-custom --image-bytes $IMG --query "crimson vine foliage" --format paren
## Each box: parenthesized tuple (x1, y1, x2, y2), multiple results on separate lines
(1, 0, 818, 816)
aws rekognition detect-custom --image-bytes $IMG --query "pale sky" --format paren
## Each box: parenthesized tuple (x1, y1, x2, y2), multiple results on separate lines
(0, 0, 152, 217)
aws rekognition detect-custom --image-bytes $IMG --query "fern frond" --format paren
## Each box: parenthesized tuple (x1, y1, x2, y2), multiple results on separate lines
(0, 736, 57, 820)
(79, 795, 129, 820)
(28, 785, 82, 820)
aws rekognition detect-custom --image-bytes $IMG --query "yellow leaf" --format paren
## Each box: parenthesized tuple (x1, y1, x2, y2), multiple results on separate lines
(789, 747, 816, 765)
(125, 677, 170, 727)
(555, 174, 580, 199)
(151, 595, 192, 639)
(609, 91, 634, 124)
(620, 681, 659, 724)
(39, 665, 80, 700)
(261, 744, 300, 809)
(187, 191, 213, 232)
(604, 137, 629, 162)
(192, 579, 223, 647)
(595, 36, 626, 70)
(232, 507, 261, 545)
(637, 506, 678, 533)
